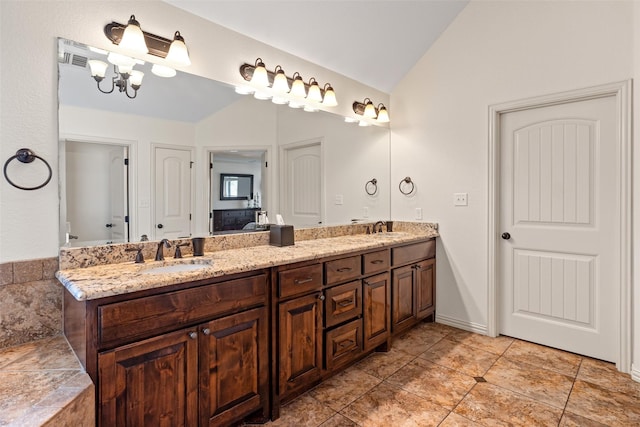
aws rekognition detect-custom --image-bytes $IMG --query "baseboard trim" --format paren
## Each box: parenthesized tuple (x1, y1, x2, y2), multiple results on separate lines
(435, 314, 487, 335)
(631, 364, 640, 383)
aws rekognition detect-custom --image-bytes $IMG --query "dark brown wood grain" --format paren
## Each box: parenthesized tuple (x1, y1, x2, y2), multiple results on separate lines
(363, 272, 391, 351)
(362, 249, 390, 275)
(324, 255, 361, 285)
(324, 280, 362, 328)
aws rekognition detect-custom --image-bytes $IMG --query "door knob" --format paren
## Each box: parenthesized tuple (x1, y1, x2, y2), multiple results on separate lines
(157, 224, 164, 229)
(501, 232, 511, 240)
(105, 223, 114, 228)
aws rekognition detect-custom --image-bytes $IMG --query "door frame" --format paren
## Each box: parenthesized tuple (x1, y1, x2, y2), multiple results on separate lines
(487, 80, 632, 372)
(150, 143, 195, 240)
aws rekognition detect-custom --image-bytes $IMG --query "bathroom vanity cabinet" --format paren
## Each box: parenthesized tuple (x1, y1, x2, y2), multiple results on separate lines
(63, 236, 436, 426)
(65, 272, 270, 427)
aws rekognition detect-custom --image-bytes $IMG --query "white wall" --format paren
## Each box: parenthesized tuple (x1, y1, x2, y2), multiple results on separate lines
(0, 0, 387, 262)
(211, 160, 263, 210)
(391, 0, 634, 352)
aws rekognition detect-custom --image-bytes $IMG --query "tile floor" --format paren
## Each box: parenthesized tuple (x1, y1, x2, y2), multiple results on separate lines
(261, 322, 640, 426)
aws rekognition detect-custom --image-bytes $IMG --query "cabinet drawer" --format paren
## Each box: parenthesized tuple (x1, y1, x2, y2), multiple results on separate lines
(98, 274, 267, 348)
(325, 280, 362, 328)
(392, 240, 435, 266)
(362, 250, 390, 275)
(279, 264, 323, 298)
(325, 255, 361, 285)
(325, 318, 363, 371)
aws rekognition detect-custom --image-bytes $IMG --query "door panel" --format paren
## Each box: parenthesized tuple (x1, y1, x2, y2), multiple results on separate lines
(108, 146, 128, 243)
(154, 147, 192, 239)
(499, 95, 618, 362)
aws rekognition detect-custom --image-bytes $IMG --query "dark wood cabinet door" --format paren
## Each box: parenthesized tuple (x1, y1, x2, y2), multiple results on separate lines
(324, 318, 363, 371)
(392, 265, 416, 333)
(98, 327, 198, 427)
(416, 259, 435, 320)
(278, 293, 323, 397)
(199, 307, 269, 426)
(363, 273, 391, 351)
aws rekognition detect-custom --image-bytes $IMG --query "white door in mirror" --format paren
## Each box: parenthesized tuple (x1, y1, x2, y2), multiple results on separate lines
(154, 146, 192, 239)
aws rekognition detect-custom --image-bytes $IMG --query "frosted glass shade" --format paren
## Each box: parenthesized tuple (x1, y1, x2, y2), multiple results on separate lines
(363, 101, 377, 119)
(117, 63, 134, 75)
(307, 80, 322, 103)
(358, 120, 370, 127)
(165, 32, 191, 67)
(272, 70, 290, 93)
(88, 60, 108, 78)
(290, 76, 306, 98)
(151, 63, 176, 78)
(251, 60, 269, 87)
(107, 52, 135, 67)
(129, 70, 144, 86)
(376, 106, 390, 123)
(119, 15, 148, 55)
(322, 86, 338, 107)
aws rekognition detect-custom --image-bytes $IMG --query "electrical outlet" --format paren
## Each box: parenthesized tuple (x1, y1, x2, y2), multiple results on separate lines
(454, 193, 468, 206)
(363, 207, 369, 218)
(415, 207, 423, 220)
(334, 194, 344, 205)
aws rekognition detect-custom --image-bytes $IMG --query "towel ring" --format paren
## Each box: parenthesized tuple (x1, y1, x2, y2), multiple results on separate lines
(3, 148, 52, 191)
(365, 178, 378, 195)
(399, 176, 415, 195)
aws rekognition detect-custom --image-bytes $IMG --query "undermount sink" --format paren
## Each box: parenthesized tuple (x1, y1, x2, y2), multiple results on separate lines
(139, 258, 213, 275)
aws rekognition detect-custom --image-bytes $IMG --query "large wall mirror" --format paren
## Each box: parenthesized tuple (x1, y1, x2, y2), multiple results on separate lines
(57, 38, 391, 247)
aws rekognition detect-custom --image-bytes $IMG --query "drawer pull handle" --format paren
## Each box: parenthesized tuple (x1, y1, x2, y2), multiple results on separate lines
(338, 339, 355, 348)
(202, 328, 211, 336)
(337, 267, 353, 273)
(371, 259, 384, 265)
(294, 277, 313, 285)
(188, 331, 197, 340)
(337, 299, 353, 307)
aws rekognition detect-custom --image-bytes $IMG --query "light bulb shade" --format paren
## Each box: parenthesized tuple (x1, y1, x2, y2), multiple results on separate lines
(129, 70, 144, 86)
(358, 120, 370, 127)
(165, 31, 191, 67)
(151, 63, 176, 78)
(119, 63, 134, 75)
(119, 15, 148, 55)
(253, 90, 272, 100)
(271, 96, 288, 105)
(291, 74, 306, 98)
(288, 100, 303, 109)
(272, 68, 290, 93)
(344, 117, 358, 123)
(88, 60, 108, 78)
(250, 59, 269, 87)
(303, 105, 318, 112)
(322, 85, 338, 107)
(235, 85, 255, 95)
(307, 79, 322, 103)
(376, 105, 390, 123)
(363, 101, 377, 119)
(107, 52, 135, 67)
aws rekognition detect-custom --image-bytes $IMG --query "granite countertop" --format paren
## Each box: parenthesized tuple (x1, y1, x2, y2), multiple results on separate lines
(56, 229, 438, 301)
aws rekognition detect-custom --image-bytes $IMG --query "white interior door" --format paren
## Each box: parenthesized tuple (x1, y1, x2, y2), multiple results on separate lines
(281, 141, 322, 227)
(108, 146, 128, 243)
(154, 146, 192, 239)
(499, 95, 618, 362)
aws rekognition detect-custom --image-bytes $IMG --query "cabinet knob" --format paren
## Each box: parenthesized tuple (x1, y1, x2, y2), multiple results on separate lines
(188, 331, 197, 340)
(318, 294, 326, 301)
(202, 328, 211, 336)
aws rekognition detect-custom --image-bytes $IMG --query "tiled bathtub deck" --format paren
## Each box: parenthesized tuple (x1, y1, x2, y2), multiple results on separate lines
(261, 323, 640, 426)
(0, 335, 94, 426)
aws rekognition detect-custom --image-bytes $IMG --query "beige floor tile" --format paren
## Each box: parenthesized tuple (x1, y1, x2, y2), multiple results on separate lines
(391, 327, 447, 356)
(266, 394, 336, 426)
(339, 382, 448, 427)
(318, 413, 358, 427)
(502, 340, 582, 377)
(559, 411, 609, 427)
(565, 379, 640, 426)
(446, 330, 514, 355)
(419, 338, 499, 377)
(483, 357, 573, 408)
(578, 357, 640, 397)
(454, 382, 563, 426)
(385, 357, 476, 410)
(353, 347, 415, 379)
(439, 412, 482, 427)
(309, 367, 381, 412)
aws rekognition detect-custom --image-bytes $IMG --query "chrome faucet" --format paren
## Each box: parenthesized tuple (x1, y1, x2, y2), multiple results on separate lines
(372, 221, 386, 233)
(155, 239, 171, 261)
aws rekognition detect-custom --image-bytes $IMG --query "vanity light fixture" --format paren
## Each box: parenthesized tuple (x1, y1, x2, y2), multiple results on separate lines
(237, 59, 338, 110)
(103, 14, 191, 68)
(352, 98, 391, 124)
(88, 59, 144, 99)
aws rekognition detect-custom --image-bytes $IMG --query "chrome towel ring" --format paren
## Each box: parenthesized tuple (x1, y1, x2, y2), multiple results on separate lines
(399, 176, 415, 195)
(3, 148, 52, 191)
(365, 178, 378, 195)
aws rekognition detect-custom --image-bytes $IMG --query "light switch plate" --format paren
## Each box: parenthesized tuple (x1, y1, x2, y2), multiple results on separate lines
(454, 193, 468, 206)
(335, 194, 344, 205)
(415, 207, 423, 220)
(362, 207, 369, 218)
